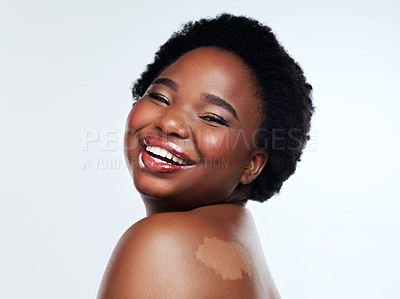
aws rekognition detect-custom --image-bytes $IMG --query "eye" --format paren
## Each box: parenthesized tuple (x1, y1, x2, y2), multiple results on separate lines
(148, 92, 170, 105)
(200, 114, 229, 126)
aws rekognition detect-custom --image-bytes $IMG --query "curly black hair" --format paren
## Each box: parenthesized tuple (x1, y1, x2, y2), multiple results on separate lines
(132, 13, 314, 202)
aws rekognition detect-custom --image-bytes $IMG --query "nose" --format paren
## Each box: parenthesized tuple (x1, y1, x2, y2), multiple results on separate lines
(155, 108, 191, 139)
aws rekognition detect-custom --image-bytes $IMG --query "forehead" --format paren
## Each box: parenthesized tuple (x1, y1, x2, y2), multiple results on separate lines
(160, 47, 255, 93)
(158, 47, 262, 125)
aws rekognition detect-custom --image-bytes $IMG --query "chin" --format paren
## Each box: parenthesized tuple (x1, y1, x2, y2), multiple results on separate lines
(133, 174, 180, 201)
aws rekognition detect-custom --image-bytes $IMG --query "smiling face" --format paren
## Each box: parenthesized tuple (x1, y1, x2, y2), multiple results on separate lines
(124, 47, 268, 215)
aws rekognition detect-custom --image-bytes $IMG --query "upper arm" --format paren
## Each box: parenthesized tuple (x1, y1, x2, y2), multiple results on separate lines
(97, 214, 194, 298)
(97, 213, 255, 299)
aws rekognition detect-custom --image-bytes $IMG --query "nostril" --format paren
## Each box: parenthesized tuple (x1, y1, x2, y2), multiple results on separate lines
(169, 132, 182, 138)
(158, 127, 190, 140)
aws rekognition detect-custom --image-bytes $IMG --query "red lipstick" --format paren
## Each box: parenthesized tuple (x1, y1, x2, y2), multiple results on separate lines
(139, 136, 196, 173)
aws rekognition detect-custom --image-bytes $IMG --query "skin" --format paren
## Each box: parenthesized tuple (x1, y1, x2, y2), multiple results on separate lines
(97, 47, 280, 298)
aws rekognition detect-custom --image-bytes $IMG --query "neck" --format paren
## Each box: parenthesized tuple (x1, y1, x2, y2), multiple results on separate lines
(141, 194, 248, 217)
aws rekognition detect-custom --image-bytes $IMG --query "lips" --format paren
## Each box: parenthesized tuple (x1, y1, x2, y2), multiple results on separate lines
(139, 136, 196, 173)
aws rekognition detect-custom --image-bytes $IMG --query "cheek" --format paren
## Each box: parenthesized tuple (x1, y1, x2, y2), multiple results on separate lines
(197, 129, 247, 160)
(124, 101, 154, 154)
(125, 101, 152, 130)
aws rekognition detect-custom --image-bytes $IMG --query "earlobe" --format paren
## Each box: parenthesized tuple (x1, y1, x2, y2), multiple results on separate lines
(240, 151, 268, 185)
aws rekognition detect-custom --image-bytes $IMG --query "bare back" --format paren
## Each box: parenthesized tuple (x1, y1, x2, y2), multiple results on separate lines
(97, 204, 280, 299)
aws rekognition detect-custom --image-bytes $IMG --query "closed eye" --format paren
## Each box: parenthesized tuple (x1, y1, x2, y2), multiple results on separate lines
(148, 92, 170, 105)
(200, 114, 229, 126)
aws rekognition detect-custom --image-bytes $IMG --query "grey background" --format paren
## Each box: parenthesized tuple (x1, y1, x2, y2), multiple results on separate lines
(1, 0, 399, 298)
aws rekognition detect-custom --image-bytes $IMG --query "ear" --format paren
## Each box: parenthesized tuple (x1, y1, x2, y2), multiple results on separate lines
(240, 150, 268, 185)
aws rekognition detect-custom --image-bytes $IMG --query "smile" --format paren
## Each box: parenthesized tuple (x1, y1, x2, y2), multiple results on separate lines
(139, 136, 196, 173)
(144, 145, 188, 165)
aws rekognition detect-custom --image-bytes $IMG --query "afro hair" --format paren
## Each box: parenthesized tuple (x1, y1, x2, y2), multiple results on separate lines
(132, 13, 314, 202)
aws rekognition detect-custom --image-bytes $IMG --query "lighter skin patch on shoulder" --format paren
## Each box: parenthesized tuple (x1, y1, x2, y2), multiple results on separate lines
(195, 237, 252, 280)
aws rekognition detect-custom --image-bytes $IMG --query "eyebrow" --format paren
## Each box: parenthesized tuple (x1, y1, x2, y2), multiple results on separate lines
(201, 93, 239, 121)
(151, 78, 178, 92)
(151, 77, 239, 121)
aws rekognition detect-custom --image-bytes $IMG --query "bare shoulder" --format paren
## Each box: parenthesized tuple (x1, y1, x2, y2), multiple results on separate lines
(97, 206, 280, 298)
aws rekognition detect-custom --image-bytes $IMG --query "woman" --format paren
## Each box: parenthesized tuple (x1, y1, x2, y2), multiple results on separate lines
(98, 14, 314, 298)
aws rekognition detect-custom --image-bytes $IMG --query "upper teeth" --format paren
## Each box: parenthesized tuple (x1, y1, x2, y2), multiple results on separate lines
(146, 146, 185, 165)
